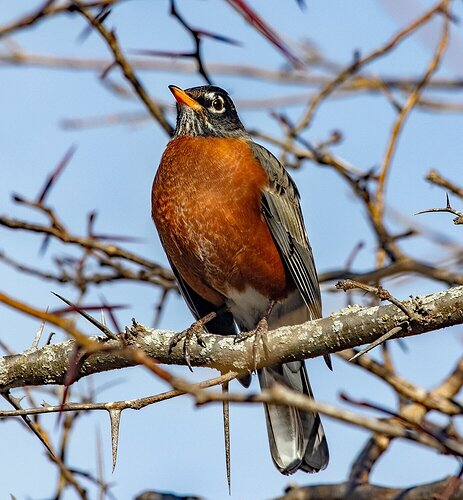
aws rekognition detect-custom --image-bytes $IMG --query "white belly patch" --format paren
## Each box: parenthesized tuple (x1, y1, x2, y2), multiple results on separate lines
(226, 286, 269, 331)
(226, 287, 309, 331)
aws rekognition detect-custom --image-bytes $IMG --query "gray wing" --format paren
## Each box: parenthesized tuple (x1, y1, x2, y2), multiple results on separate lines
(250, 142, 322, 320)
(251, 143, 330, 473)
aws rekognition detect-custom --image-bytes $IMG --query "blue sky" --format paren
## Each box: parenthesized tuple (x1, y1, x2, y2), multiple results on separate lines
(1, 1, 463, 499)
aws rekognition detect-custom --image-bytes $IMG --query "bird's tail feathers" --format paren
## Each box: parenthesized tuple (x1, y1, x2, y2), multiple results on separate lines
(258, 362, 329, 474)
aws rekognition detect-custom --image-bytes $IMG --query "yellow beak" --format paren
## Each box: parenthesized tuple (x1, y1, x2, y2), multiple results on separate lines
(169, 85, 203, 111)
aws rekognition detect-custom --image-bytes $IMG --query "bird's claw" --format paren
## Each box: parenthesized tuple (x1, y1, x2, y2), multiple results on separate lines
(169, 319, 207, 372)
(234, 318, 269, 371)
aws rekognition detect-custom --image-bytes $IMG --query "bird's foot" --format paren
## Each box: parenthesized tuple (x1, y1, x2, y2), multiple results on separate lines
(234, 317, 269, 372)
(169, 312, 216, 372)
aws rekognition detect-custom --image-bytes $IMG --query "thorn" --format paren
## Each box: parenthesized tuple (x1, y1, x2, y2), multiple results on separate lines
(11, 193, 25, 203)
(446, 192, 451, 209)
(31, 312, 47, 350)
(109, 409, 121, 472)
(87, 210, 97, 238)
(51, 292, 118, 340)
(349, 325, 404, 361)
(100, 308, 107, 328)
(323, 354, 333, 371)
(9, 394, 25, 406)
(396, 338, 409, 353)
(222, 382, 231, 495)
(99, 293, 122, 335)
(36, 144, 77, 204)
(38, 234, 51, 256)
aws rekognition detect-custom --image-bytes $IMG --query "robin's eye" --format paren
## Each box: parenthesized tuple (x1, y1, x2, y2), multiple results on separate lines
(211, 97, 225, 112)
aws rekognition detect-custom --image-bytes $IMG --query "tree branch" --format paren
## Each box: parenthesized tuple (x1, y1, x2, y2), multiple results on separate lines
(272, 476, 463, 500)
(1, 285, 463, 390)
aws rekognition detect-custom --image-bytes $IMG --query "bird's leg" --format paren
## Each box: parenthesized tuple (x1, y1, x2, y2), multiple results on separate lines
(234, 300, 276, 371)
(169, 306, 227, 371)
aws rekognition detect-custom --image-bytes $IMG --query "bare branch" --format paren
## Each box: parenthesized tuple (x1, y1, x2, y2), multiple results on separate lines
(271, 477, 463, 500)
(416, 194, 463, 225)
(194, 384, 463, 456)
(426, 169, 463, 199)
(373, 1, 450, 225)
(339, 349, 463, 416)
(72, 1, 173, 135)
(0, 0, 121, 40)
(0, 210, 175, 286)
(294, 0, 449, 134)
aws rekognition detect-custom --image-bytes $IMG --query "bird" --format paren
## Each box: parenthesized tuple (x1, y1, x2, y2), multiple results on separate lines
(151, 84, 329, 475)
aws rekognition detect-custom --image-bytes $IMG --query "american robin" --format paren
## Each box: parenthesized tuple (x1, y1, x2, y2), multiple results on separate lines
(151, 85, 329, 474)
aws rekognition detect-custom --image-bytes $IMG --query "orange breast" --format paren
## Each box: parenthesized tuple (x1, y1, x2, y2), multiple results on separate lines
(151, 136, 291, 306)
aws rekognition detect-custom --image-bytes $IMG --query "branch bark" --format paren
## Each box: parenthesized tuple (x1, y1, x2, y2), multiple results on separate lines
(272, 476, 463, 500)
(1, 286, 463, 391)
(135, 476, 463, 500)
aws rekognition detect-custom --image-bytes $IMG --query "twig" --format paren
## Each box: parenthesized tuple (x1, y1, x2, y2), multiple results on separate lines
(336, 279, 422, 322)
(3, 49, 463, 91)
(0, 371, 239, 418)
(224, 0, 303, 68)
(0, 0, 121, 40)
(0, 209, 175, 285)
(169, 0, 212, 84)
(426, 169, 463, 199)
(194, 384, 463, 457)
(416, 194, 463, 225)
(373, 0, 450, 226)
(222, 381, 231, 495)
(294, 0, 449, 134)
(72, 0, 173, 135)
(52, 292, 118, 340)
(2, 391, 88, 499)
(339, 349, 462, 416)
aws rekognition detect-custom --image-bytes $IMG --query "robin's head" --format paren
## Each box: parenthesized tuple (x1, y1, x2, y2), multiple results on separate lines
(169, 85, 248, 139)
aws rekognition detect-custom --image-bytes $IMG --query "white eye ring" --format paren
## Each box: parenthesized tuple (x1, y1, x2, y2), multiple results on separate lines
(211, 96, 225, 113)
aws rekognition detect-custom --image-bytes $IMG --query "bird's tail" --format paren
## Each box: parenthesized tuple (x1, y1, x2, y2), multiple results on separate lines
(258, 361, 329, 474)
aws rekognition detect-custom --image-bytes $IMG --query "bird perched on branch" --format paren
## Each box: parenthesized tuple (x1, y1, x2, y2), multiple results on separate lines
(151, 84, 329, 475)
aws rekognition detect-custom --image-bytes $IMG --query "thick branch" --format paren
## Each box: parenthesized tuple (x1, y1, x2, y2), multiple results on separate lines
(1, 286, 463, 390)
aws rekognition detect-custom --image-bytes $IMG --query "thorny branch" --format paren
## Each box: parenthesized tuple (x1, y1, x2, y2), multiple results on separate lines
(373, 0, 450, 227)
(417, 193, 463, 225)
(0, 195, 175, 290)
(1, 285, 463, 478)
(293, 0, 451, 135)
(1, 285, 463, 389)
(71, 0, 173, 135)
(2, 390, 89, 499)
